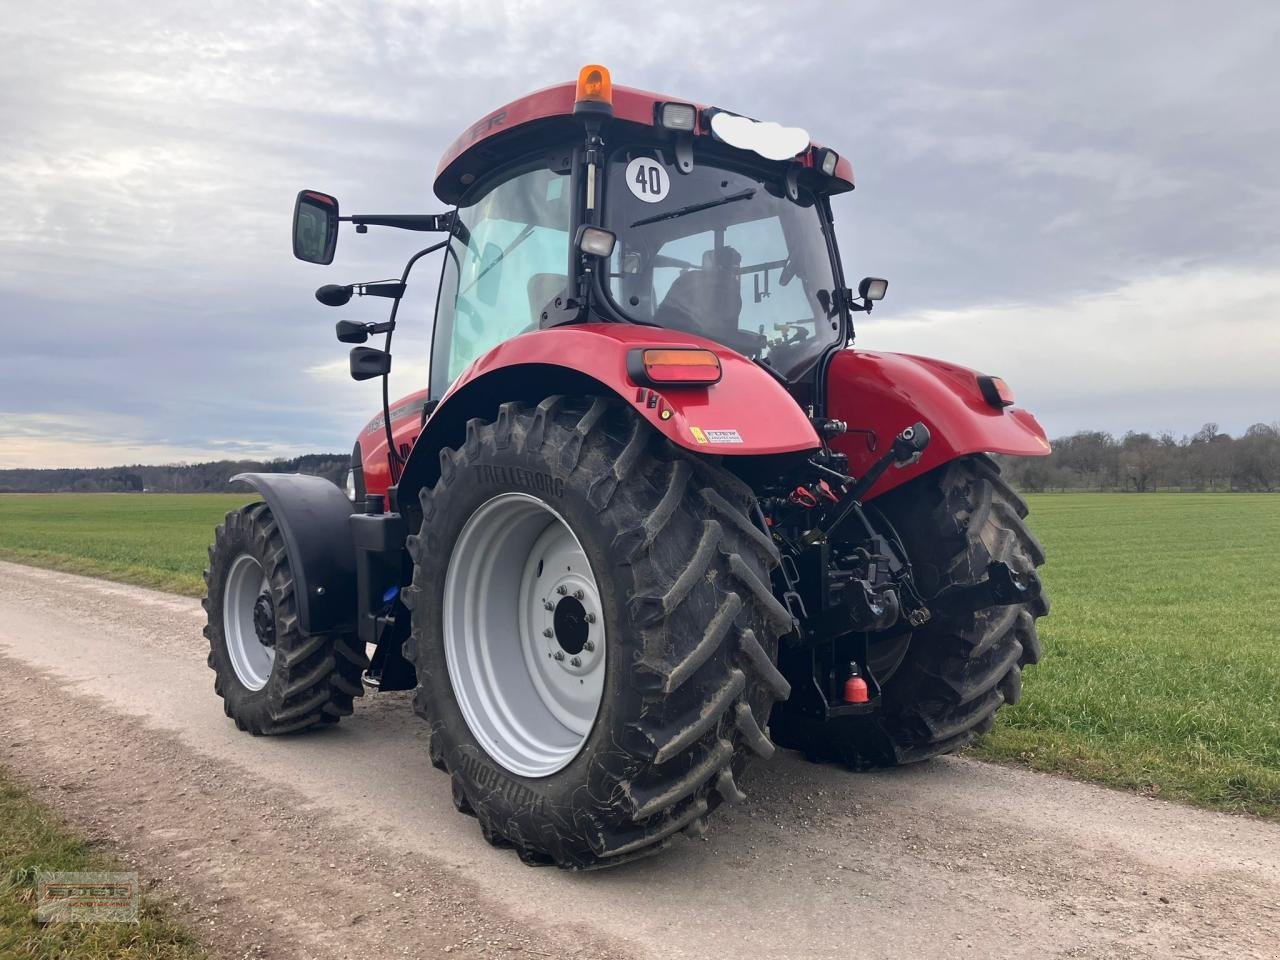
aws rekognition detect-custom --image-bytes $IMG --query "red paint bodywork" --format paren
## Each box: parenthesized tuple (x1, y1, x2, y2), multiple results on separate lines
(357, 325, 821, 498)
(434, 81, 854, 203)
(357, 386, 431, 498)
(825, 351, 1051, 500)
(358, 342, 1050, 502)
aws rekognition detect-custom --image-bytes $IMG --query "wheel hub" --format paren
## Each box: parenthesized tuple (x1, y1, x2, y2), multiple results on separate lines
(552, 595, 589, 655)
(537, 575, 603, 679)
(252, 591, 276, 647)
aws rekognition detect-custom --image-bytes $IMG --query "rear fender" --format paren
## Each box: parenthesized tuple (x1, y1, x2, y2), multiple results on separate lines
(825, 350, 1051, 500)
(396, 323, 819, 505)
(230, 473, 356, 636)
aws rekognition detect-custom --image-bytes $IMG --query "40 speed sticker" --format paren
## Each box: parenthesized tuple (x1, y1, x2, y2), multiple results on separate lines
(625, 156, 669, 203)
(690, 427, 743, 445)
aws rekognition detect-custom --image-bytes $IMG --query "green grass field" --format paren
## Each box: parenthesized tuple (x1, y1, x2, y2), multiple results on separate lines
(0, 491, 1277, 819)
(973, 492, 1280, 819)
(0, 494, 252, 596)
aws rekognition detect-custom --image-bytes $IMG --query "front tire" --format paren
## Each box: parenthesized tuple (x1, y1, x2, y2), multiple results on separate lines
(204, 502, 367, 735)
(771, 454, 1048, 767)
(404, 397, 792, 868)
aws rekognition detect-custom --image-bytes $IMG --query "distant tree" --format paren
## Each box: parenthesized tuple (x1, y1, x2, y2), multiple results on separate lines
(1185, 422, 1233, 490)
(1119, 432, 1169, 492)
(1233, 423, 1280, 492)
(1053, 431, 1118, 489)
(1015, 458, 1056, 493)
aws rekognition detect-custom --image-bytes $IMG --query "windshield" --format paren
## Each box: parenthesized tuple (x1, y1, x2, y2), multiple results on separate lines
(431, 161, 570, 398)
(603, 148, 842, 379)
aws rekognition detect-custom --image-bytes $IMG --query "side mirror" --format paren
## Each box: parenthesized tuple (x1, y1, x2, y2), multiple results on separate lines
(316, 284, 353, 307)
(349, 346, 391, 381)
(858, 277, 888, 302)
(293, 190, 339, 264)
(336, 319, 369, 344)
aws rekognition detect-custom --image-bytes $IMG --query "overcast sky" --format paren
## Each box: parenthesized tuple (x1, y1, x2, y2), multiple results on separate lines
(2, 1, 1277, 468)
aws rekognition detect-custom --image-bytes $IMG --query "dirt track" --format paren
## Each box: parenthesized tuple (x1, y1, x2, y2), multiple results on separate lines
(0, 560, 1277, 960)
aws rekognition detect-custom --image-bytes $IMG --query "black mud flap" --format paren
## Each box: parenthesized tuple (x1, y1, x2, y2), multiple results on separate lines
(231, 473, 356, 636)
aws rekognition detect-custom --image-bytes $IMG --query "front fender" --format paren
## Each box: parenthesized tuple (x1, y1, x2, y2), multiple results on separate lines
(230, 473, 356, 636)
(398, 323, 819, 499)
(825, 350, 1050, 500)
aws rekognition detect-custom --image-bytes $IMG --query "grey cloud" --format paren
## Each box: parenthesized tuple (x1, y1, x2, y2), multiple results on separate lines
(1, 0, 1277, 467)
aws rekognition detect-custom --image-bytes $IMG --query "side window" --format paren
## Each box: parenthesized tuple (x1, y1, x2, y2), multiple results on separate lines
(431, 166, 569, 398)
(725, 217, 814, 338)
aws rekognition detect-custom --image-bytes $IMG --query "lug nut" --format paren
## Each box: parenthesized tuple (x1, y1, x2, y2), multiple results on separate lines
(583, 640, 595, 652)
(543, 600, 555, 611)
(554, 651, 565, 661)
(556, 585, 568, 596)
(543, 628, 554, 638)
(584, 612, 596, 624)
(574, 589, 584, 600)
(570, 656, 581, 667)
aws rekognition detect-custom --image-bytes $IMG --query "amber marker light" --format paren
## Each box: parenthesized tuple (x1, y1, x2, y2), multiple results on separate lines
(629, 348, 722, 386)
(978, 375, 1015, 408)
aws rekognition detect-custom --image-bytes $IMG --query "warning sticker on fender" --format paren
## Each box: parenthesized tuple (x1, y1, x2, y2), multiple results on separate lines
(691, 428, 743, 444)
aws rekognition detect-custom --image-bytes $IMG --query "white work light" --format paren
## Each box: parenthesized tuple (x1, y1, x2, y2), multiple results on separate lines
(659, 102, 697, 132)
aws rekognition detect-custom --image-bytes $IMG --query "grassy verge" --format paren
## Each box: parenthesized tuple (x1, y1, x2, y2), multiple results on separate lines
(0, 494, 250, 597)
(970, 493, 1280, 819)
(1, 490, 1277, 819)
(0, 768, 207, 959)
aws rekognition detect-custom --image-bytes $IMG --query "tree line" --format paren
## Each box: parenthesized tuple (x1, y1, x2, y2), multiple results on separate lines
(3, 423, 1278, 495)
(997, 423, 1280, 492)
(0, 454, 349, 494)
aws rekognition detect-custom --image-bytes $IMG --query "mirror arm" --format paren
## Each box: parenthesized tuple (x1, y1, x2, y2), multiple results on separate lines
(837, 287, 873, 314)
(340, 213, 454, 234)
(355, 282, 406, 299)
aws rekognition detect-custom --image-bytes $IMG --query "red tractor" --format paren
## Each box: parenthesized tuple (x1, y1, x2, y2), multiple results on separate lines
(205, 66, 1050, 868)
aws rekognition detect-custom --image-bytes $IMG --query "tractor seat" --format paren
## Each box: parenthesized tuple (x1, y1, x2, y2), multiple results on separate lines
(527, 273, 567, 324)
(653, 246, 743, 340)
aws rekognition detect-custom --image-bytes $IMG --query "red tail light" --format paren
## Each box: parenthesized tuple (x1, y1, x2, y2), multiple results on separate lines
(630, 348, 722, 386)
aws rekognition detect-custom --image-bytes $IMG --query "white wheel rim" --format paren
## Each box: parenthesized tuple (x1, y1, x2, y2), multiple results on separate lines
(443, 493, 607, 778)
(223, 553, 275, 692)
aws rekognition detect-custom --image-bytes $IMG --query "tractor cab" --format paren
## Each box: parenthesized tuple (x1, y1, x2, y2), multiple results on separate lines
(426, 66, 864, 396)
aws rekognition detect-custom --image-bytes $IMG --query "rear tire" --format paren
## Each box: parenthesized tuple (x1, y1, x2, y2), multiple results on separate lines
(204, 502, 367, 735)
(771, 455, 1048, 767)
(404, 396, 792, 868)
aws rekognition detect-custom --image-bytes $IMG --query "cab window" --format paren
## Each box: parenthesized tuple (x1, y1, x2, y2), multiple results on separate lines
(604, 149, 841, 380)
(431, 162, 570, 398)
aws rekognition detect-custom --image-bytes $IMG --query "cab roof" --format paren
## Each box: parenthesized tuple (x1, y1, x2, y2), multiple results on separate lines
(433, 79, 855, 205)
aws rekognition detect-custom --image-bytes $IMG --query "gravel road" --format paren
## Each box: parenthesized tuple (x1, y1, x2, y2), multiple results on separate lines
(1, 560, 1276, 959)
